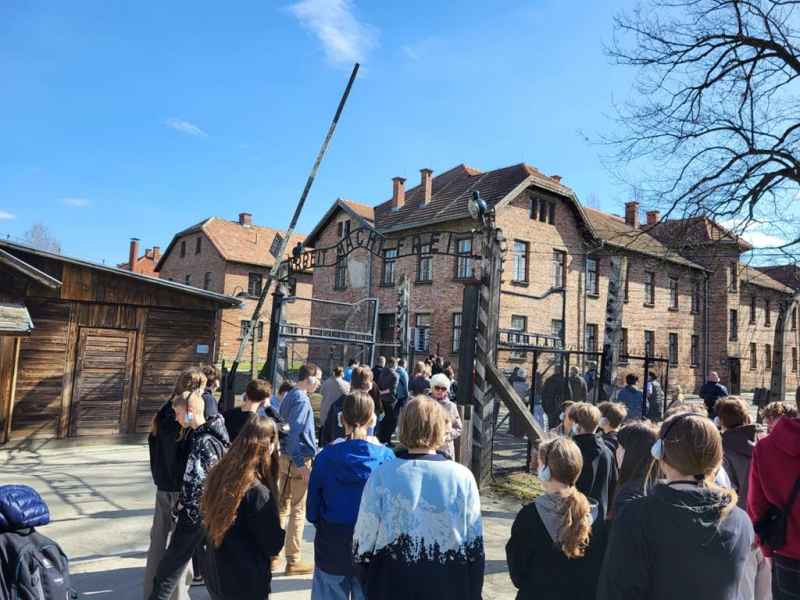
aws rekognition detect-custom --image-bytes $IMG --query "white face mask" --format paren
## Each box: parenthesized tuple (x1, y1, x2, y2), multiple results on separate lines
(537, 464, 552, 482)
(713, 416, 721, 428)
(571, 423, 580, 436)
(559, 412, 565, 422)
(616, 445, 626, 467)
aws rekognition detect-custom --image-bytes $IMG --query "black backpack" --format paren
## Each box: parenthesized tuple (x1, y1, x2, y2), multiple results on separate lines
(754, 476, 800, 551)
(2, 528, 77, 599)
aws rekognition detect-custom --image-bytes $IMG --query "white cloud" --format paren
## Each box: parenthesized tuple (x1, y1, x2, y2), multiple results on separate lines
(721, 219, 788, 249)
(164, 118, 208, 137)
(0, 210, 14, 220)
(61, 197, 90, 208)
(289, 0, 377, 65)
(402, 45, 420, 61)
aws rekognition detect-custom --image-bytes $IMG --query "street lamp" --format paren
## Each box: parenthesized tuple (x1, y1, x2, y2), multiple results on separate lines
(468, 190, 488, 226)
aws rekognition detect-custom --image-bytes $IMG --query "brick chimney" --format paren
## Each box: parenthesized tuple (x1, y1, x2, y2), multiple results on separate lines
(128, 238, 140, 271)
(625, 201, 640, 228)
(646, 210, 661, 226)
(239, 212, 253, 227)
(550, 174, 562, 183)
(420, 169, 433, 205)
(153, 246, 161, 261)
(392, 177, 406, 210)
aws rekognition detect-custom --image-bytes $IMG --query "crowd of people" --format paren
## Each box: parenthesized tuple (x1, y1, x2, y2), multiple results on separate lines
(508, 371, 800, 600)
(4, 355, 797, 600)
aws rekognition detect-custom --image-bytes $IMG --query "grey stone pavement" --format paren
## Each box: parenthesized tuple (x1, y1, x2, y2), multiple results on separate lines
(0, 437, 525, 600)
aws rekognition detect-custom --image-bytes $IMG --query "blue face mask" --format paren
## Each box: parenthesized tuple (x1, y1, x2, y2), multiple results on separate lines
(571, 423, 580, 436)
(184, 412, 194, 426)
(537, 464, 552, 481)
(651, 439, 665, 460)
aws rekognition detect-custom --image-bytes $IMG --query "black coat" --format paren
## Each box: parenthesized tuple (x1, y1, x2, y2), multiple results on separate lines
(506, 501, 607, 600)
(148, 401, 189, 492)
(572, 433, 617, 520)
(205, 483, 285, 600)
(597, 483, 753, 600)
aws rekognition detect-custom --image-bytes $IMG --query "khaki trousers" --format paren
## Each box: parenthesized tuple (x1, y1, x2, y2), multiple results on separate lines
(278, 455, 311, 564)
(143, 490, 192, 600)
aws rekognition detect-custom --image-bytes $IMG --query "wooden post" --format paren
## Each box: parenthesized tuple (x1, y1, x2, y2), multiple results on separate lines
(60, 302, 79, 438)
(599, 256, 627, 402)
(454, 404, 473, 468)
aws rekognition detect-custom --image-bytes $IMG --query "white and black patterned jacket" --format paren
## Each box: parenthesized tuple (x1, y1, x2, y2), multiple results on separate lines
(178, 414, 229, 524)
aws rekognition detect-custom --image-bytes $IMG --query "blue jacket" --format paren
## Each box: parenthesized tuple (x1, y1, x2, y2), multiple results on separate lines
(0, 485, 49, 532)
(279, 387, 317, 467)
(617, 385, 645, 420)
(396, 367, 409, 402)
(307, 439, 394, 575)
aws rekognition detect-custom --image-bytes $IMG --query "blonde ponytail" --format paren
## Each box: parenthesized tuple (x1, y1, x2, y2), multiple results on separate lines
(557, 487, 592, 559)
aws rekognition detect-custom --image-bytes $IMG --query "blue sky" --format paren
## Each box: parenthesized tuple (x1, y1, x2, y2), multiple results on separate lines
(1, 0, 644, 265)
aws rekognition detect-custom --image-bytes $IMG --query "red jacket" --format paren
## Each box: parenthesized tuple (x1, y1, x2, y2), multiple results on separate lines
(748, 417, 800, 559)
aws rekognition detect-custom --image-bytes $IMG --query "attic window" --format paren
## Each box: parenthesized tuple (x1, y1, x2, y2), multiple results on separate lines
(530, 195, 556, 225)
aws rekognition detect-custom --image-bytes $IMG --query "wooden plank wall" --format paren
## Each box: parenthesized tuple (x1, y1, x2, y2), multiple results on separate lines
(0, 336, 21, 443)
(135, 308, 216, 432)
(11, 301, 71, 438)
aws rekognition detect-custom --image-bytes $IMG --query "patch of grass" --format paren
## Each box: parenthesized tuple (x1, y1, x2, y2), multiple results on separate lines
(489, 471, 544, 503)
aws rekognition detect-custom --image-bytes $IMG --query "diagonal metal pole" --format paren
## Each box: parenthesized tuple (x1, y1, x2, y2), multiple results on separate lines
(224, 63, 360, 405)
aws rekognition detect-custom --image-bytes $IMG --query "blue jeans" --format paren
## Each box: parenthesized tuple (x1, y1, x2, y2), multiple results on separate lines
(311, 567, 365, 600)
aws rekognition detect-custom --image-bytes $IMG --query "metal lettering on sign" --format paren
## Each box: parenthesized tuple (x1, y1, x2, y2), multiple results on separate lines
(285, 226, 482, 276)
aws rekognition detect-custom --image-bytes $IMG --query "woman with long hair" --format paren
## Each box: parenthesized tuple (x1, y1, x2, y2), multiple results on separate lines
(144, 367, 207, 600)
(598, 413, 753, 600)
(353, 397, 484, 600)
(506, 437, 607, 600)
(201, 417, 285, 600)
(610, 421, 659, 519)
(307, 391, 394, 599)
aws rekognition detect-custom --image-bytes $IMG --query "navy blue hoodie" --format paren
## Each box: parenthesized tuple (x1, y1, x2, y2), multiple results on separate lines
(307, 438, 395, 575)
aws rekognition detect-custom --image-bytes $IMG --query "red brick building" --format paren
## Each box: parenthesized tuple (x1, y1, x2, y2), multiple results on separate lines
(156, 212, 312, 366)
(117, 238, 161, 277)
(304, 162, 799, 394)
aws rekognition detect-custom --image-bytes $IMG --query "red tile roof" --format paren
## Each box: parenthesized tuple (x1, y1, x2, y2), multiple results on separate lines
(156, 217, 307, 271)
(740, 264, 794, 293)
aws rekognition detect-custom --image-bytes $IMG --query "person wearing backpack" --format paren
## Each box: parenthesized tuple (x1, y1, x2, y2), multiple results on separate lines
(0, 484, 77, 600)
(748, 413, 800, 599)
(148, 390, 229, 600)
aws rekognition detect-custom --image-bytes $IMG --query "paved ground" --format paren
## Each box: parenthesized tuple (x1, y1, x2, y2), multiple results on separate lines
(0, 439, 525, 599)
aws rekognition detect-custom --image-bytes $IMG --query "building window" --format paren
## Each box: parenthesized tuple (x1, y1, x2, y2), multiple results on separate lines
(691, 280, 701, 314)
(529, 197, 538, 220)
(750, 296, 757, 324)
(452, 313, 462, 353)
(180, 240, 186, 258)
(669, 277, 679, 310)
(512, 240, 529, 283)
(644, 271, 655, 306)
(378, 313, 396, 345)
(337, 219, 351, 239)
(586, 257, 599, 296)
(334, 263, 347, 290)
(644, 330, 655, 357)
(539, 200, 548, 223)
(240, 320, 264, 341)
(729, 309, 738, 341)
(552, 250, 566, 289)
(184, 274, 191, 285)
(381, 248, 397, 286)
(668, 333, 679, 366)
(765, 299, 771, 326)
(414, 314, 431, 353)
(510, 315, 527, 359)
(691, 335, 700, 367)
(765, 344, 772, 370)
(417, 243, 433, 283)
(455, 238, 474, 279)
(585, 323, 598, 353)
(548, 202, 556, 225)
(248, 273, 263, 297)
(203, 272, 212, 290)
(749, 343, 757, 370)
(551, 319, 564, 342)
(195, 237, 202, 255)
(729, 263, 738, 292)
(620, 328, 629, 363)
(793, 347, 798, 373)
(624, 263, 630, 303)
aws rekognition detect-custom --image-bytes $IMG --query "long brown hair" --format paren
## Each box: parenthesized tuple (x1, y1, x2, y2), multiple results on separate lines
(538, 437, 592, 559)
(657, 413, 737, 517)
(202, 417, 280, 547)
(341, 391, 375, 440)
(617, 421, 659, 487)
